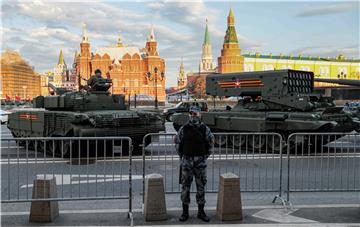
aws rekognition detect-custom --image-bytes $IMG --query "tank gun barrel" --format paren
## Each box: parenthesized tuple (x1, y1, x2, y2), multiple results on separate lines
(314, 78, 360, 87)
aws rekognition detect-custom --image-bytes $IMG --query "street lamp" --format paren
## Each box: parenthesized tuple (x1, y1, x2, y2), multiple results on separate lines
(147, 67, 165, 109)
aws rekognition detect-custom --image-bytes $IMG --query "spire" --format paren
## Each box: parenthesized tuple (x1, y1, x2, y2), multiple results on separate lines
(82, 23, 89, 43)
(73, 50, 78, 63)
(147, 24, 156, 42)
(178, 57, 185, 88)
(229, 7, 234, 17)
(180, 57, 184, 71)
(227, 7, 235, 26)
(117, 31, 124, 47)
(204, 19, 210, 45)
(58, 49, 65, 65)
(224, 7, 238, 44)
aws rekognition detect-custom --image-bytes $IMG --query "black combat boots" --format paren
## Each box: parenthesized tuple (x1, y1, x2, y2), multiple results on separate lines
(197, 204, 210, 222)
(179, 203, 189, 222)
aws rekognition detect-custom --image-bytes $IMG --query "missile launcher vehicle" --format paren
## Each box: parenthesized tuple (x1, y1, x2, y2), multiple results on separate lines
(7, 77, 164, 156)
(172, 69, 360, 150)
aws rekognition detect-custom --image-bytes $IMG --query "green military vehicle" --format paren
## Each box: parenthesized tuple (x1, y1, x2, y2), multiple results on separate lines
(172, 69, 360, 150)
(7, 76, 164, 156)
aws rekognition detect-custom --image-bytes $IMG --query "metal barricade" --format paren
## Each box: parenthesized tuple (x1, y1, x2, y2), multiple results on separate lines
(286, 132, 360, 203)
(142, 132, 285, 205)
(1, 137, 133, 216)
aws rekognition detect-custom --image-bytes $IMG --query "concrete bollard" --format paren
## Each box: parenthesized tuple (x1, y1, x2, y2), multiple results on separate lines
(29, 175, 59, 222)
(216, 172, 243, 221)
(144, 173, 167, 221)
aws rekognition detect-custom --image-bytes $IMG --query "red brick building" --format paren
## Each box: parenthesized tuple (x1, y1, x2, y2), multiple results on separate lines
(75, 24, 166, 101)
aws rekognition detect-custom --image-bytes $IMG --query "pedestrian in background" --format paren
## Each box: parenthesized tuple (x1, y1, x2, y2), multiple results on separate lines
(174, 106, 214, 222)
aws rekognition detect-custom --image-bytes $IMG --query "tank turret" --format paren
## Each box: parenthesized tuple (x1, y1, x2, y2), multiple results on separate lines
(206, 70, 335, 111)
(34, 77, 127, 111)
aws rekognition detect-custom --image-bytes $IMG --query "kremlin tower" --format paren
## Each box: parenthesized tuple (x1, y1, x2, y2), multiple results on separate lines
(178, 57, 186, 88)
(78, 23, 92, 85)
(217, 8, 244, 73)
(53, 49, 67, 87)
(199, 19, 214, 72)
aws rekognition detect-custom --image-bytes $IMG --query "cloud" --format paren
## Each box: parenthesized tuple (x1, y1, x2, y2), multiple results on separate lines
(237, 34, 266, 52)
(30, 27, 80, 44)
(296, 2, 358, 17)
(146, 1, 220, 31)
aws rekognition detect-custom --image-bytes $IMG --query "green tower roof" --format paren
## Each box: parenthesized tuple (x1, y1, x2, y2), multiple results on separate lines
(204, 19, 210, 45)
(224, 8, 238, 44)
(229, 7, 234, 17)
(58, 49, 65, 65)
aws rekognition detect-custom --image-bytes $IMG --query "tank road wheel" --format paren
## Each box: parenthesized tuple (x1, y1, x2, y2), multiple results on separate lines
(35, 140, 59, 156)
(267, 134, 282, 153)
(229, 135, 245, 148)
(27, 141, 36, 150)
(37, 141, 45, 153)
(214, 135, 227, 147)
(46, 140, 61, 157)
(18, 140, 26, 147)
(59, 140, 72, 158)
(20, 140, 35, 151)
(249, 135, 266, 151)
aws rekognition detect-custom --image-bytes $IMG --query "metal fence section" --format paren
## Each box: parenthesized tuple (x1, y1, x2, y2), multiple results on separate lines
(286, 132, 360, 203)
(142, 132, 285, 204)
(1, 137, 133, 215)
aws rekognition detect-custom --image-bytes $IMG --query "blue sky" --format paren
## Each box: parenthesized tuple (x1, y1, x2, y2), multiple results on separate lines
(1, 0, 359, 87)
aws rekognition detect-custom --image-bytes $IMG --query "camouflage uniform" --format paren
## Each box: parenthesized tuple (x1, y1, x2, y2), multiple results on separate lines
(87, 75, 102, 88)
(175, 120, 214, 205)
(87, 69, 103, 88)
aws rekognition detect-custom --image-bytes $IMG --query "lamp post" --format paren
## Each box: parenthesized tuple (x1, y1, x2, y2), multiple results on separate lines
(147, 67, 165, 109)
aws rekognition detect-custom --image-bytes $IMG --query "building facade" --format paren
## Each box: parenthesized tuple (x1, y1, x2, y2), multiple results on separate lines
(75, 24, 166, 102)
(40, 72, 52, 96)
(0, 50, 41, 99)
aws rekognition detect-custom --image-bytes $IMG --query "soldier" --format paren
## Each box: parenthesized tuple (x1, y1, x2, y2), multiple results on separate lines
(87, 69, 102, 88)
(174, 106, 214, 222)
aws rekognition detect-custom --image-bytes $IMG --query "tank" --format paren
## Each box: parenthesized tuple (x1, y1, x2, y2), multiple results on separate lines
(7, 77, 164, 156)
(343, 102, 360, 120)
(172, 69, 360, 150)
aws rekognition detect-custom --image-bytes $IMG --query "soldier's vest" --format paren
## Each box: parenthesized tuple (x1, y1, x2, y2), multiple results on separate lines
(181, 123, 207, 157)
